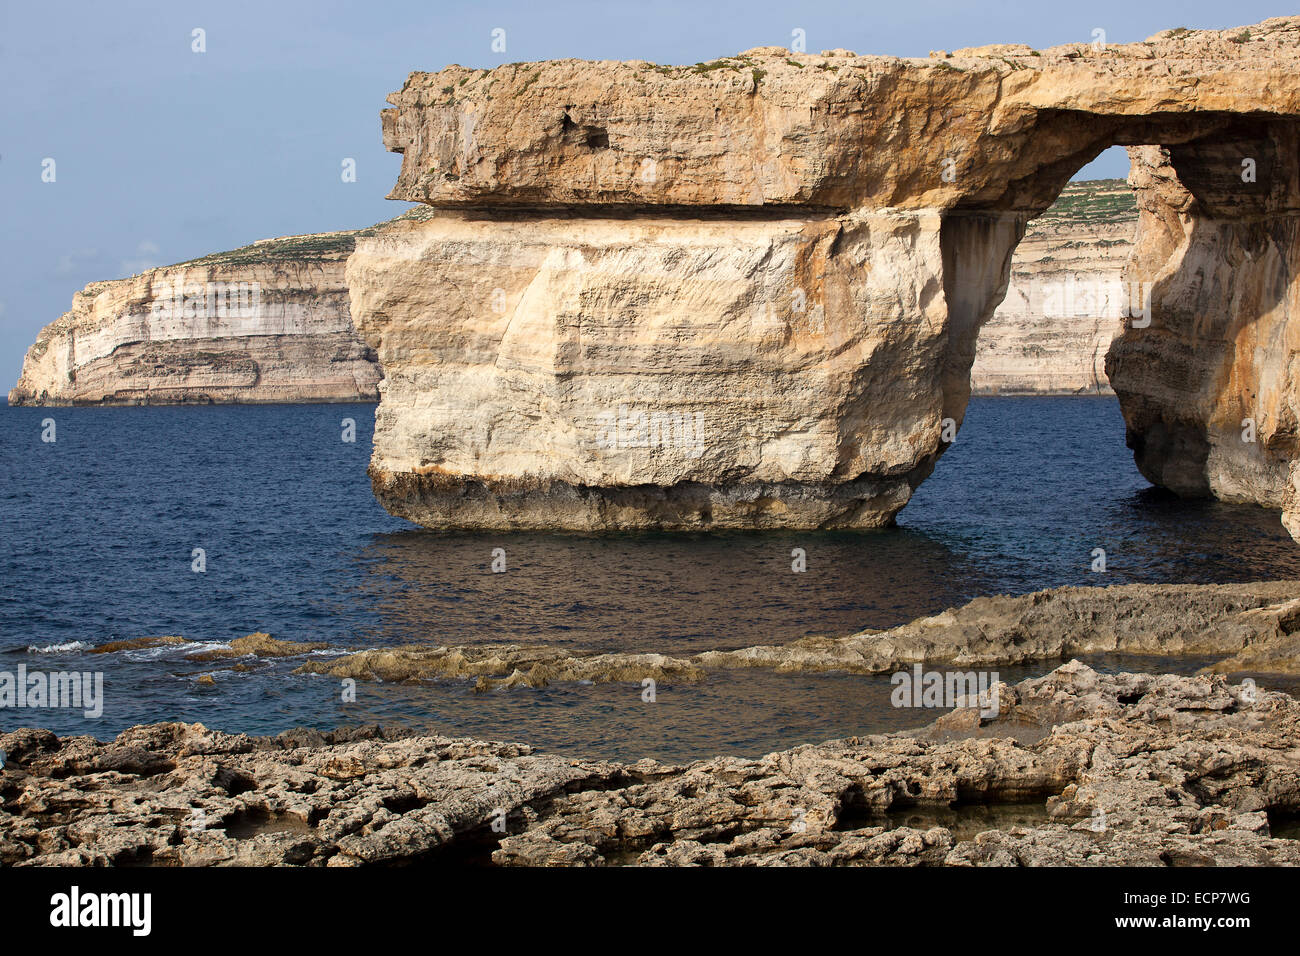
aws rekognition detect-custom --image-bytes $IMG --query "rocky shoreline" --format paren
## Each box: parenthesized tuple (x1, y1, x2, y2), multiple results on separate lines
(2, 663, 1297, 866)
(4, 581, 1300, 866)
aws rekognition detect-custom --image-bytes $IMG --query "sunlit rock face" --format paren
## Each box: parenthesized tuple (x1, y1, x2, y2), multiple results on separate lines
(9, 236, 379, 406)
(347, 209, 946, 529)
(355, 18, 1300, 532)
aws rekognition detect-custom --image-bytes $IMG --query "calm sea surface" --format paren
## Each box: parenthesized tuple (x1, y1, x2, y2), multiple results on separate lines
(3, 397, 1298, 760)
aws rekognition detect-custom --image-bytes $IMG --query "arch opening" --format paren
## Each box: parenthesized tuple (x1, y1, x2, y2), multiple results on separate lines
(931, 118, 1299, 537)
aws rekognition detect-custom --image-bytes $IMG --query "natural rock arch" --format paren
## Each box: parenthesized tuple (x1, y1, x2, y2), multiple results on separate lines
(349, 19, 1300, 535)
(941, 120, 1299, 516)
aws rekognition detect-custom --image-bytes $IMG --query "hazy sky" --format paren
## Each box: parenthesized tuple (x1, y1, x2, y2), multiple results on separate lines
(1, 0, 1285, 386)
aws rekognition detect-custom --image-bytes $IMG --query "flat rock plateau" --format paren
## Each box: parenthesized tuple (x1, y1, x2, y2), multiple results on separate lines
(4, 582, 1300, 866)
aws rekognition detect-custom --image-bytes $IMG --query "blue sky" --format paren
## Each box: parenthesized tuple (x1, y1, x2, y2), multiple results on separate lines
(1, 0, 1285, 386)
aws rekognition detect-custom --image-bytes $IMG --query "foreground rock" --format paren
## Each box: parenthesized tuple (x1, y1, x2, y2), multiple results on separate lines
(294, 581, 1300, 687)
(3, 663, 1298, 865)
(356, 19, 1300, 532)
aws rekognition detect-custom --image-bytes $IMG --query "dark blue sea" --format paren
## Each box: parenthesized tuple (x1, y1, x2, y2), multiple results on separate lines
(3, 397, 1298, 760)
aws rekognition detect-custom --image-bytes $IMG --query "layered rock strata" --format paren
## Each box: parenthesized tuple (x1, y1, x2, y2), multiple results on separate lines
(973, 180, 1135, 394)
(3, 663, 1298, 866)
(355, 18, 1300, 531)
(8, 232, 383, 405)
(9, 182, 1136, 406)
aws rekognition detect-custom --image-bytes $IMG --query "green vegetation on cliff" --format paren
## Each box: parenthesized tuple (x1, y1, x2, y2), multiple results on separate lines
(159, 206, 431, 271)
(1037, 179, 1137, 226)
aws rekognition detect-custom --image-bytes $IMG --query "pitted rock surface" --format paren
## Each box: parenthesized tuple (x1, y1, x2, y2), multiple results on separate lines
(4, 662, 1300, 866)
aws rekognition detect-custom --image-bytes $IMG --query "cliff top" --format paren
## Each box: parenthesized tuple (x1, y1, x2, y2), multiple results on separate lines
(381, 17, 1300, 213)
(73, 207, 433, 298)
(414, 18, 1299, 86)
(1033, 179, 1136, 227)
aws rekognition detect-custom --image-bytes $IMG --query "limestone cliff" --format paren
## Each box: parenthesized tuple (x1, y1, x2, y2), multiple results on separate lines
(8, 231, 383, 405)
(973, 180, 1136, 395)
(356, 18, 1300, 532)
(348, 207, 938, 530)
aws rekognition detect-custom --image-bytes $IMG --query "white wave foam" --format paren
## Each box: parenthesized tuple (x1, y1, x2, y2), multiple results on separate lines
(121, 640, 228, 661)
(26, 641, 90, 654)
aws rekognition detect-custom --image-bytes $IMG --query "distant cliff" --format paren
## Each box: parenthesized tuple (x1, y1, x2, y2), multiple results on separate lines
(972, 179, 1137, 395)
(7, 226, 393, 405)
(10, 187, 1135, 405)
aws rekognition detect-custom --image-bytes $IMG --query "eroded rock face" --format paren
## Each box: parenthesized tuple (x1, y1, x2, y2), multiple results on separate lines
(1107, 139, 1300, 531)
(4, 664, 1299, 866)
(348, 209, 946, 529)
(356, 19, 1300, 531)
(8, 234, 380, 406)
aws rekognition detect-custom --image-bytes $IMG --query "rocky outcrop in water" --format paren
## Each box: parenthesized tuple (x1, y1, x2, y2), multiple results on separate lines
(291, 581, 1300, 687)
(3, 662, 1297, 866)
(699, 580, 1300, 677)
(8, 231, 384, 406)
(53, 582, 1297, 690)
(355, 18, 1300, 531)
(296, 643, 704, 690)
